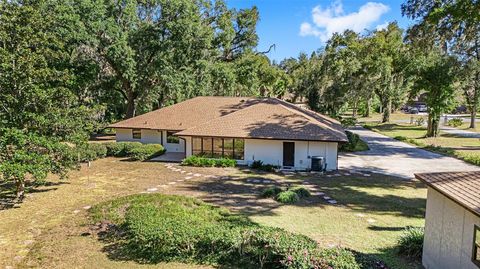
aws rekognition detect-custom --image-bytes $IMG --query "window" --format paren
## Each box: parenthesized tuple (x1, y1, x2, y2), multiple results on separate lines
(233, 139, 244, 160)
(167, 131, 179, 144)
(213, 138, 223, 158)
(191, 137, 244, 160)
(192, 137, 202, 156)
(474, 225, 480, 267)
(132, 129, 141, 139)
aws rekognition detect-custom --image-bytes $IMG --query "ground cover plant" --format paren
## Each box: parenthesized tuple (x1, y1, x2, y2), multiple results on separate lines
(91, 194, 360, 268)
(250, 160, 278, 172)
(181, 156, 236, 167)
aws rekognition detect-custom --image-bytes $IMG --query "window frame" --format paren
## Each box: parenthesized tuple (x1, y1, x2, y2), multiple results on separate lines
(473, 225, 480, 267)
(191, 137, 244, 160)
(132, 129, 141, 140)
(166, 131, 180, 144)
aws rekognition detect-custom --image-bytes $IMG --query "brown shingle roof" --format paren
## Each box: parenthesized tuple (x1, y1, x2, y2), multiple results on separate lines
(109, 97, 260, 131)
(176, 98, 347, 142)
(110, 96, 347, 142)
(415, 172, 480, 217)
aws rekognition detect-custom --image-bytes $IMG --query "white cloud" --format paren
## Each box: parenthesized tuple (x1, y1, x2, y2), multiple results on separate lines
(376, 21, 390, 31)
(299, 1, 390, 41)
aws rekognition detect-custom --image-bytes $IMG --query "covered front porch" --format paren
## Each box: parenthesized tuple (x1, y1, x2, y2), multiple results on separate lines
(150, 152, 185, 162)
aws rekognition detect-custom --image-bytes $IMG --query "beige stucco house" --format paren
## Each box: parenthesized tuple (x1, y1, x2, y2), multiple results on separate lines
(415, 172, 480, 269)
(109, 96, 347, 171)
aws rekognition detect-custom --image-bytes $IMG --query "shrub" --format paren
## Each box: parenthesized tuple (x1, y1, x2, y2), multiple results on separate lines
(77, 143, 107, 162)
(276, 190, 300, 204)
(261, 186, 282, 198)
(104, 142, 130, 157)
(340, 117, 357, 128)
(127, 144, 165, 161)
(92, 194, 361, 268)
(447, 118, 463, 127)
(290, 186, 311, 198)
(181, 155, 236, 167)
(394, 135, 408, 141)
(250, 160, 278, 172)
(340, 131, 368, 152)
(397, 227, 424, 259)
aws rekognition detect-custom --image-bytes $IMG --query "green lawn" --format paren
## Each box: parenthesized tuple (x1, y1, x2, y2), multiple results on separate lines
(250, 175, 425, 269)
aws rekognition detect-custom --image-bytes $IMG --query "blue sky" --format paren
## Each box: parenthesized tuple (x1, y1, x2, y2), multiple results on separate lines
(226, 0, 414, 62)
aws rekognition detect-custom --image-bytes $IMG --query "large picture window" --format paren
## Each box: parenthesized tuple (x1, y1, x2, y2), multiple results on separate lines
(132, 129, 141, 139)
(192, 137, 244, 160)
(474, 225, 480, 266)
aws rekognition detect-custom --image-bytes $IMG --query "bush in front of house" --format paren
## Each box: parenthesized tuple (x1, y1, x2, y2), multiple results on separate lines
(127, 144, 165, 161)
(340, 131, 369, 152)
(250, 160, 278, 172)
(397, 227, 424, 259)
(275, 190, 300, 204)
(181, 155, 236, 167)
(92, 194, 360, 268)
(77, 143, 108, 162)
(340, 117, 357, 128)
(290, 186, 311, 198)
(261, 186, 282, 198)
(447, 118, 463, 127)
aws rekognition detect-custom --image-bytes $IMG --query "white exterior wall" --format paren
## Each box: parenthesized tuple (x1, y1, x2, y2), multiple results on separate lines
(161, 130, 185, 153)
(115, 128, 162, 144)
(244, 139, 338, 171)
(423, 187, 480, 269)
(115, 128, 184, 152)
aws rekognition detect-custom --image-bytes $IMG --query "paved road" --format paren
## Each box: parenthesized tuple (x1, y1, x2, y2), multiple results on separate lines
(440, 126, 480, 138)
(338, 127, 480, 179)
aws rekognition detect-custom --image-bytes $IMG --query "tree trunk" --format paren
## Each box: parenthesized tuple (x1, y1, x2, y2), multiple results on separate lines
(382, 99, 391, 123)
(365, 98, 371, 117)
(125, 91, 136, 119)
(352, 101, 358, 118)
(470, 83, 478, 129)
(426, 113, 440, 137)
(15, 180, 25, 201)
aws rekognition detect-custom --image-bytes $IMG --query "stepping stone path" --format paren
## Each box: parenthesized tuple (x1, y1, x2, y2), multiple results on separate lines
(83, 205, 92, 210)
(185, 176, 193, 180)
(193, 173, 202, 177)
(355, 213, 366, 218)
(327, 200, 337, 204)
(367, 218, 376, 224)
(73, 210, 80, 214)
(147, 188, 158, 192)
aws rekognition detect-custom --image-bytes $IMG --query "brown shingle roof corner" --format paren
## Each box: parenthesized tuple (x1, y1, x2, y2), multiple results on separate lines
(415, 171, 480, 217)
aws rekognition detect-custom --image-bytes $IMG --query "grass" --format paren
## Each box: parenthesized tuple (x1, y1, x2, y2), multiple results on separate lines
(363, 122, 480, 166)
(459, 122, 480, 133)
(0, 158, 426, 269)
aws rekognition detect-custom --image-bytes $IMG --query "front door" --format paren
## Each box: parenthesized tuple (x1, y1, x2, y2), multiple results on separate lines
(283, 142, 295, 167)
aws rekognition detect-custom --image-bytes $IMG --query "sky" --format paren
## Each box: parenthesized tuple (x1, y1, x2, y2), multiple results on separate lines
(226, 0, 414, 63)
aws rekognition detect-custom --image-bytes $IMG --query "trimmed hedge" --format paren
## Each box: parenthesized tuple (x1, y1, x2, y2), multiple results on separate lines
(77, 142, 165, 162)
(91, 194, 360, 268)
(447, 118, 463, 127)
(181, 155, 236, 167)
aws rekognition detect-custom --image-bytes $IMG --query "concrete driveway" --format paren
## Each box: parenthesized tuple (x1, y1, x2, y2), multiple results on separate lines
(339, 127, 480, 179)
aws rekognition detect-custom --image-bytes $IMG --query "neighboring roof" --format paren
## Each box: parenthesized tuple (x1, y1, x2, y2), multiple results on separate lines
(415, 172, 480, 217)
(176, 98, 347, 142)
(110, 96, 347, 142)
(109, 97, 259, 131)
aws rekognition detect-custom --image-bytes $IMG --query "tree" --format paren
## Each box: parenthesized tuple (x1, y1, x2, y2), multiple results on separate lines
(0, 129, 76, 200)
(409, 50, 458, 137)
(0, 0, 99, 199)
(402, 0, 480, 128)
(368, 23, 409, 123)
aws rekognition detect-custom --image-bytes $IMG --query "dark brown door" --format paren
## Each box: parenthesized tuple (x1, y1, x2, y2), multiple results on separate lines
(283, 142, 295, 167)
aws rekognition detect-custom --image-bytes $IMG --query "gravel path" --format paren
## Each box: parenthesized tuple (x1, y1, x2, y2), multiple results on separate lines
(339, 127, 480, 179)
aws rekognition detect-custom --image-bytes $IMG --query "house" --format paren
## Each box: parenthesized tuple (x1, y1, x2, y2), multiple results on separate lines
(109, 96, 348, 171)
(415, 172, 480, 269)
